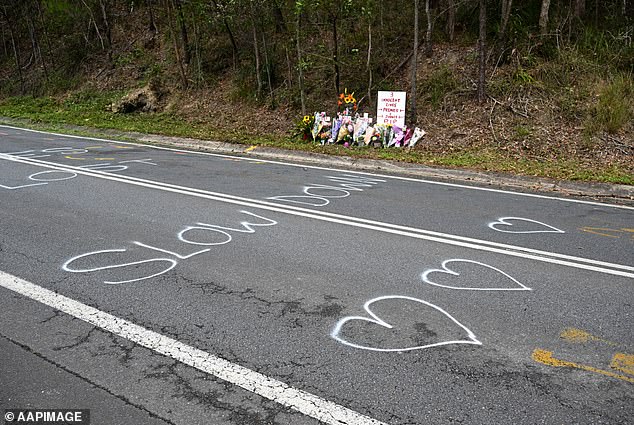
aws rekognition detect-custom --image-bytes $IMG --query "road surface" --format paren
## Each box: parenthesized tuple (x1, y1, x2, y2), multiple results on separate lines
(1, 125, 632, 424)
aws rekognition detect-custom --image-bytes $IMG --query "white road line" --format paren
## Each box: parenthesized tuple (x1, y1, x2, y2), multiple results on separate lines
(1, 123, 632, 210)
(0, 270, 385, 425)
(2, 153, 633, 279)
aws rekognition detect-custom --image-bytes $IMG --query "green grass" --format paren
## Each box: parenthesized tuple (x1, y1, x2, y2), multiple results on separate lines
(584, 75, 633, 135)
(0, 93, 631, 185)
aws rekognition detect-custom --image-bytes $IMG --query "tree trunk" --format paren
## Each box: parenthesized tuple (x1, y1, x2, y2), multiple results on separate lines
(165, 0, 188, 89)
(80, 0, 105, 50)
(98, 0, 112, 62)
(367, 21, 373, 105)
(3, 8, 24, 94)
(146, 0, 157, 34)
(539, 0, 551, 36)
(25, 10, 48, 82)
(211, 0, 238, 68)
(478, 0, 486, 103)
(251, 17, 262, 100)
(295, 9, 306, 115)
(410, 0, 419, 124)
(174, 0, 190, 65)
(262, 31, 275, 105)
(446, 0, 455, 42)
(425, 0, 433, 57)
(574, 0, 585, 18)
(499, 0, 512, 41)
(332, 15, 340, 95)
(35, 0, 54, 67)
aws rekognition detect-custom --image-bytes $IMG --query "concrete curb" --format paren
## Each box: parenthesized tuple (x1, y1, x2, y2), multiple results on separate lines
(2, 118, 633, 203)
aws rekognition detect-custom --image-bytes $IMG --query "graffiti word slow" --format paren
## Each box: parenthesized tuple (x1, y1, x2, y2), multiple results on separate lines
(62, 210, 277, 284)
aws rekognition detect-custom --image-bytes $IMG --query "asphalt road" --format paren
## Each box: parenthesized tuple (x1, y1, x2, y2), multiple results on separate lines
(1, 125, 632, 425)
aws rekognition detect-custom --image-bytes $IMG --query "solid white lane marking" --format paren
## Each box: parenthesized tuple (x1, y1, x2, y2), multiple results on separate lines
(0, 270, 386, 425)
(2, 153, 633, 278)
(1, 124, 632, 210)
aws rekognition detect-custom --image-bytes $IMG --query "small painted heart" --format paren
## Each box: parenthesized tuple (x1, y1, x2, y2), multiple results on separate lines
(331, 295, 481, 352)
(488, 217, 565, 234)
(421, 259, 532, 291)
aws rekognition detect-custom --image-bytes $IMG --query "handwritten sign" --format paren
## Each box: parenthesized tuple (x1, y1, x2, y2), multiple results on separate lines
(376, 91, 407, 127)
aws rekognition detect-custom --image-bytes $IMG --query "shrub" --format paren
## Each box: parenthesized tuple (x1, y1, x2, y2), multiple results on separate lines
(585, 74, 633, 135)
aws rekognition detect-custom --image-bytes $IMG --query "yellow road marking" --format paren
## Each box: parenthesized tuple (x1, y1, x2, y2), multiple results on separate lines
(532, 349, 634, 383)
(113, 145, 133, 149)
(64, 155, 86, 160)
(580, 226, 634, 239)
(245, 145, 257, 152)
(610, 353, 634, 376)
(94, 157, 115, 160)
(559, 328, 617, 346)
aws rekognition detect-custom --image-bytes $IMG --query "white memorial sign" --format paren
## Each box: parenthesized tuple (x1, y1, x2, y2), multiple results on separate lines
(376, 91, 407, 127)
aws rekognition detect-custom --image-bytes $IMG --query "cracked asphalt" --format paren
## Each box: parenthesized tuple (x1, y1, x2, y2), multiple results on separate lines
(0, 125, 633, 425)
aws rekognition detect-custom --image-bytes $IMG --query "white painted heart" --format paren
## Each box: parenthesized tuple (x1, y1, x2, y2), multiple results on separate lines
(421, 259, 531, 291)
(331, 295, 481, 352)
(488, 217, 565, 234)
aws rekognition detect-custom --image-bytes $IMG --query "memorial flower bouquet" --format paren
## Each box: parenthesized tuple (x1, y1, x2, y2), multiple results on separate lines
(338, 88, 357, 116)
(295, 114, 315, 140)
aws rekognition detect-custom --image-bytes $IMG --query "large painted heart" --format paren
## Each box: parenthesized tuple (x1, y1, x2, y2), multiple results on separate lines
(421, 259, 531, 291)
(331, 295, 481, 352)
(488, 217, 565, 234)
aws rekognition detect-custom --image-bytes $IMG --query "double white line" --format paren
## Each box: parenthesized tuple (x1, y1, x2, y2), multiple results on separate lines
(2, 152, 633, 279)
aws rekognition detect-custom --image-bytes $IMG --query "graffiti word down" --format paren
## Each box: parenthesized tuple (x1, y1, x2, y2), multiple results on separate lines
(488, 217, 565, 234)
(421, 259, 531, 291)
(331, 295, 481, 352)
(62, 211, 277, 284)
(267, 174, 385, 207)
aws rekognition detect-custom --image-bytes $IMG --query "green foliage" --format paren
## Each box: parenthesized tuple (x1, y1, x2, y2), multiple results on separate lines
(513, 125, 532, 139)
(513, 68, 536, 85)
(576, 26, 634, 71)
(420, 67, 459, 109)
(584, 75, 633, 135)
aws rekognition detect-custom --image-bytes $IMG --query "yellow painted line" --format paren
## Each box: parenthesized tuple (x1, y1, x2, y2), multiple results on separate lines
(559, 328, 617, 346)
(580, 227, 622, 238)
(610, 353, 634, 376)
(532, 349, 634, 383)
(113, 145, 133, 149)
(245, 145, 257, 153)
(253, 161, 266, 164)
(94, 157, 115, 160)
(64, 155, 86, 160)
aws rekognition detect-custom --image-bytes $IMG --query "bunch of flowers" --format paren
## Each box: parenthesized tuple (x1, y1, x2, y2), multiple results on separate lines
(294, 114, 315, 140)
(337, 88, 357, 116)
(294, 87, 427, 148)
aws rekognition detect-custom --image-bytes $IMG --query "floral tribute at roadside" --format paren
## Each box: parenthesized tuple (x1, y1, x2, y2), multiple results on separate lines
(295, 89, 426, 148)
